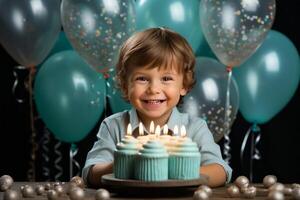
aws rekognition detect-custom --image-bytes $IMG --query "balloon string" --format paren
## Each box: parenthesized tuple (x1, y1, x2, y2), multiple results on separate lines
(69, 144, 81, 179)
(54, 141, 63, 181)
(12, 65, 27, 103)
(223, 66, 232, 164)
(41, 127, 51, 181)
(240, 124, 262, 182)
(27, 67, 37, 181)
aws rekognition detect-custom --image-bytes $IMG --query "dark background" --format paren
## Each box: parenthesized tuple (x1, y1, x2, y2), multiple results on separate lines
(1, 1, 299, 183)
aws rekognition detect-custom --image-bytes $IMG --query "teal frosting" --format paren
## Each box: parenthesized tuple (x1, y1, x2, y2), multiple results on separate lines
(139, 140, 168, 158)
(171, 139, 200, 157)
(116, 138, 138, 154)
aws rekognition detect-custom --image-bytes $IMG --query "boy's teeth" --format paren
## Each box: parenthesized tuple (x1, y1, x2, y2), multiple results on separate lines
(147, 100, 161, 104)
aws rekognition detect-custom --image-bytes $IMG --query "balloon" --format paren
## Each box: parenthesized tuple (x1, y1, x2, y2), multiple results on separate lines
(135, 0, 205, 53)
(200, 0, 276, 67)
(0, 0, 61, 67)
(38, 31, 73, 69)
(106, 70, 132, 113)
(233, 30, 300, 124)
(48, 31, 73, 57)
(61, 0, 136, 73)
(34, 50, 106, 143)
(179, 57, 239, 142)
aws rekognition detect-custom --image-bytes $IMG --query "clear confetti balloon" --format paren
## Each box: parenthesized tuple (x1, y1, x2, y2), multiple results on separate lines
(61, 0, 136, 73)
(200, 0, 276, 67)
(179, 57, 239, 142)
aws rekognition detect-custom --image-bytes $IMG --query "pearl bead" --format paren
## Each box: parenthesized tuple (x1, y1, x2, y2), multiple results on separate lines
(235, 176, 250, 188)
(95, 188, 110, 200)
(268, 190, 284, 200)
(197, 185, 212, 197)
(193, 190, 209, 200)
(263, 175, 277, 188)
(227, 185, 240, 197)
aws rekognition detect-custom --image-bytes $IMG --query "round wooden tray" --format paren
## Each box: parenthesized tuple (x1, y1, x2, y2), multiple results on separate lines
(101, 174, 208, 188)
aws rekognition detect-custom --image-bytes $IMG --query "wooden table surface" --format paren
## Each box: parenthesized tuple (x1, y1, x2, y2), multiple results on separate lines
(0, 182, 295, 199)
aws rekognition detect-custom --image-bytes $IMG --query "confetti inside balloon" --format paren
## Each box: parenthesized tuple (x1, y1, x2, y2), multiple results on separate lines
(61, 0, 136, 73)
(180, 57, 239, 142)
(200, 0, 276, 67)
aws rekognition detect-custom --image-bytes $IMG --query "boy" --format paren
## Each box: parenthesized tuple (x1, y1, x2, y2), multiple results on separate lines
(82, 27, 232, 188)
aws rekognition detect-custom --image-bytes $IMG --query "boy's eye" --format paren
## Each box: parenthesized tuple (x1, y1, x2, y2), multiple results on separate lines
(162, 76, 173, 81)
(135, 76, 148, 82)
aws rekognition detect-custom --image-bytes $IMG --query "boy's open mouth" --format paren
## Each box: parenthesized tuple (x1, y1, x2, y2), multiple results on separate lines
(142, 100, 166, 104)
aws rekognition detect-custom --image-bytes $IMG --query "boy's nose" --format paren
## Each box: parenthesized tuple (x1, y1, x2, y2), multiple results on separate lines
(147, 81, 161, 94)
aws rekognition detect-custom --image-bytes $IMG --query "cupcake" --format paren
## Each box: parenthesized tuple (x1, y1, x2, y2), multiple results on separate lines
(135, 140, 169, 181)
(113, 136, 138, 179)
(168, 138, 201, 180)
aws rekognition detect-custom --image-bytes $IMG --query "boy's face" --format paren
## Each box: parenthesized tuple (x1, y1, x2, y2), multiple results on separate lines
(126, 66, 187, 126)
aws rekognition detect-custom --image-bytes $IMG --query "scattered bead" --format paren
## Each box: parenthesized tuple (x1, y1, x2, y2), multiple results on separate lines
(0, 175, 14, 191)
(227, 185, 240, 197)
(263, 175, 277, 188)
(193, 189, 209, 200)
(292, 187, 300, 200)
(235, 176, 250, 188)
(197, 185, 212, 197)
(21, 185, 35, 198)
(242, 186, 257, 199)
(69, 187, 85, 200)
(269, 183, 285, 192)
(3, 189, 21, 200)
(268, 190, 284, 200)
(70, 176, 85, 188)
(35, 184, 45, 195)
(47, 189, 59, 200)
(95, 188, 110, 200)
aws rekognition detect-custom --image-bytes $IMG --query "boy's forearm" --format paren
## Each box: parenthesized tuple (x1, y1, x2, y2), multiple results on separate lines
(88, 162, 113, 188)
(200, 163, 227, 187)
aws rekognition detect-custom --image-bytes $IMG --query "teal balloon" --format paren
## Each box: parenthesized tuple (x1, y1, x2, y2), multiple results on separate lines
(106, 70, 132, 113)
(233, 30, 300, 124)
(34, 50, 106, 143)
(37, 31, 73, 69)
(48, 31, 73, 56)
(135, 0, 205, 53)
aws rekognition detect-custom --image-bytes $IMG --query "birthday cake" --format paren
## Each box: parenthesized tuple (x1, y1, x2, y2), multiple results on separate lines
(113, 123, 201, 181)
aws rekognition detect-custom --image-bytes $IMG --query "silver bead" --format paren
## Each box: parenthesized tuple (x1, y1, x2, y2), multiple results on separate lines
(263, 175, 277, 188)
(292, 187, 300, 200)
(283, 187, 292, 195)
(242, 186, 257, 199)
(268, 190, 284, 200)
(198, 185, 212, 197)
(95, 188, 110, 200)
(21, 185, 35, 198)
(70, 176, 85, 188)
(292, 183, 300, 189)
(3, 189, 21, 200)
(54, 185, 64, 196)
(69, 187, 85, 200)
(269, 183, 285, 192)
(35, 184, 45, 195)
(235, 176, 250, 188)
(0, 175, 14, 192)
(227, 185, 240, 197)
(47, 190, 59, 200)
(193, 189, 209, 200)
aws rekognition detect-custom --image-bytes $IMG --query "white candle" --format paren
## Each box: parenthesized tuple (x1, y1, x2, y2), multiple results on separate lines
(149, 121, 155, 134)
(139, 122, 144, 136)
(155, 125, 161, 137)
(163, 124, 168, 135)
(173, 125, 179, 136)
(180, 125, 186, 137)
(127, 123, 132, 136)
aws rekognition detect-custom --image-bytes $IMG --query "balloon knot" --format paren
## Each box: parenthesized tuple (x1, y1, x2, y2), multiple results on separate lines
(226, 66, 232, 72)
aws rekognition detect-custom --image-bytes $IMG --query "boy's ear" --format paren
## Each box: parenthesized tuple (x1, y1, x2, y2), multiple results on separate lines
(180, 87, 188, 96)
